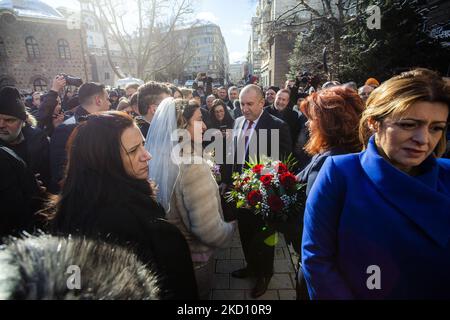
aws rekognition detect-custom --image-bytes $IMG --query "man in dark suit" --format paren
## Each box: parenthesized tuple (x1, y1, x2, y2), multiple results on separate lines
(221, 84, 292, 298)
(266, 89, 300, 149)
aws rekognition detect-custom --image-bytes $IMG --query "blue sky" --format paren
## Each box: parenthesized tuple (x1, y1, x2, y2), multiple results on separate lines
(43, 0, 257, 63)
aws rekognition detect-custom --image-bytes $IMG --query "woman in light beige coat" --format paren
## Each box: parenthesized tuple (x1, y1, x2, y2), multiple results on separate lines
(146, 97, 235, 300)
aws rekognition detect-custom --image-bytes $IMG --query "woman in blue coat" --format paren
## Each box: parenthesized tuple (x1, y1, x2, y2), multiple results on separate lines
(302, 68, 450, 299)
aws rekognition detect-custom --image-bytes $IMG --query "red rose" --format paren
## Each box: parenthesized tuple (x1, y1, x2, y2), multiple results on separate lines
(268, 195, 283, 212)
(275, 163, 288, 174)
(243, 177, 250, 183)
(260, 174, 273, 187)
(279, 172, 296, 188)
(247, 190, 262, 206)
(252, 164, 264, 174)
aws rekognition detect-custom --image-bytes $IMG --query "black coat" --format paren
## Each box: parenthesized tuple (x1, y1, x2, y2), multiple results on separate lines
(232, 100, 242, 119)
(0, 146, 43, 241)
(0, 124, 51, 188)
(49, 106, 89, 194)
(136, 117, 150, 138)
(52, 182, 198, 300)
(297, 147, 349, 196)
(293, 112, 311, 171)
(266, 105, 300, 147)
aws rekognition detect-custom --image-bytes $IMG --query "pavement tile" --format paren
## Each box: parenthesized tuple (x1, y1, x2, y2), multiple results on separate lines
(278, 289, 296, 300)
(230, 277, 254, 290)
(215, 259, 244, 274)
(274, 247, 286, 260)
(215, 248, 230, 260)
(244, 290, 279, 300)
(274, 259, 294, 273)
(212, 290, 245, 300)
(230, 247, 245, 259)
(230, 237, 243, 248)
(267, 273, 294, 290)
(213, 273, 230, 289)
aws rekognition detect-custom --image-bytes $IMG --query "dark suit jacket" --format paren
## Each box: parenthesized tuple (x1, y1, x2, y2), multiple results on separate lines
(266, 105, 300, 147)
(224, 109, 292, 183)
(232, 100, 242, 119)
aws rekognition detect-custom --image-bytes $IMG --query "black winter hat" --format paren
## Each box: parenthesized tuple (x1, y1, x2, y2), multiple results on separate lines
(0, 86, 27, 121)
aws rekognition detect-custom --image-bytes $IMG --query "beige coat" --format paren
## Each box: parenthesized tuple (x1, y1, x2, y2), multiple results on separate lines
(167, 157, 234, 261)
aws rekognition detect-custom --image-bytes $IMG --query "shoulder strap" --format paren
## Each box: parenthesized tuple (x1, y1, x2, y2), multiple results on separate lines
(0, 146, 27, 167)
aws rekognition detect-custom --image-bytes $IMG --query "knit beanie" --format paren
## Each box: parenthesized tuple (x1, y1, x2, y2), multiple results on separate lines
(0, 86, 27, 121)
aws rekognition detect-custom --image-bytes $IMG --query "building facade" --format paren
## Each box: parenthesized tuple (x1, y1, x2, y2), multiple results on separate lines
(248, 0, 299, 88)
(178, 22, 229, 85)
(248, 0, 323, 88)
(228, 61, 245, 85)
(247, 16, 262, 81)
(0, 0, 91, 92)
(77, 2, 135, 88)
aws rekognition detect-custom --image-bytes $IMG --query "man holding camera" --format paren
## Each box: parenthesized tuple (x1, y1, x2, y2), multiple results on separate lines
(49, 82, 111, 194)
(193, 72, 213, 96)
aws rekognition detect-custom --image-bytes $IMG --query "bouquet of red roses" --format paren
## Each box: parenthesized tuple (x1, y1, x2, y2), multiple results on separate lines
(225, 155, 305, 228)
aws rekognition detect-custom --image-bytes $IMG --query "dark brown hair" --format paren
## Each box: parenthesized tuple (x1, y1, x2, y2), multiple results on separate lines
(49, 111, 154, 230)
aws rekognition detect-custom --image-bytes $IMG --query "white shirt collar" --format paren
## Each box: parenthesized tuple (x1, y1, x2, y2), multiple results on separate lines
(243, 109, 264, 130)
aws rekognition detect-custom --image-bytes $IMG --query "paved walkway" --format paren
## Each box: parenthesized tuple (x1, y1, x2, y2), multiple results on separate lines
(210, 229, 300, 300)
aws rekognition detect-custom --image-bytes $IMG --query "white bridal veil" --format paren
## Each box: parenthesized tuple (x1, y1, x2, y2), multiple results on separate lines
(145, 97, 180, 213)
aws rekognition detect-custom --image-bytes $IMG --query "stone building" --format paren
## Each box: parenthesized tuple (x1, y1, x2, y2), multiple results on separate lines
(0, 0, 90, 93)
(247, 0, 324, 88)
(248, 0, 301, 88)
(228, 61, 245, 85)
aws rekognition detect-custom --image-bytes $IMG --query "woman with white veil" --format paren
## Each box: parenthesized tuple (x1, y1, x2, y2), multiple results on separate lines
(146, 98, 235, 300)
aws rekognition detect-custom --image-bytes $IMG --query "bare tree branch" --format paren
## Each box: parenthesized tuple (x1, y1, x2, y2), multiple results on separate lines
(85, 0, 194, 80)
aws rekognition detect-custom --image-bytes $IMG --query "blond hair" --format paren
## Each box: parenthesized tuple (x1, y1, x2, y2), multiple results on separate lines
(359, 68, 450, 157)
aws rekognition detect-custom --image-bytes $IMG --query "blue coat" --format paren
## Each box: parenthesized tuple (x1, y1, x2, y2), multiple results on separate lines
(302, 136, 450, 299)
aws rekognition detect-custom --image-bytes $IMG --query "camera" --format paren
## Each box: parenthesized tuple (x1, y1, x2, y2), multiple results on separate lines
(61, 74, 83, 87)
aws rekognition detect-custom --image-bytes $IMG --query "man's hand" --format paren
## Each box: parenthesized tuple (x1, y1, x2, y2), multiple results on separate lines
(51, 75, 66, 93)
(52, 112, 65, 128)
(35, 173, 47, 193)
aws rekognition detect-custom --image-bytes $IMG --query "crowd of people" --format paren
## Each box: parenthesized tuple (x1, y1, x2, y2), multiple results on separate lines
(0, 68, 449, 300)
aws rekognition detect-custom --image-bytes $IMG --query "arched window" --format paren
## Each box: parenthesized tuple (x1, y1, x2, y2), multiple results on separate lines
(25, 36, 40, 59)
(0, 37, 6, 57)
(0, 77, 16, 89)
(33, 78, 47, 91)
(57, 39, 71, 59)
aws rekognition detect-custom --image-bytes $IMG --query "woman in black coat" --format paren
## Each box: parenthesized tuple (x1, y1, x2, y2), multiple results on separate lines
(46, 111, 198, 300)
